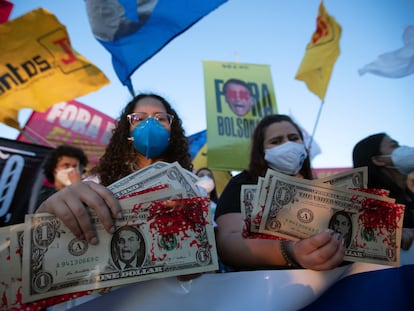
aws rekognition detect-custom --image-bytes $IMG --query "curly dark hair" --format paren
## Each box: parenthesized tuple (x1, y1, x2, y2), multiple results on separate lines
(247, 114, 313, 181)
(43, 145, 88, 183)
(92, 93, 193, 186)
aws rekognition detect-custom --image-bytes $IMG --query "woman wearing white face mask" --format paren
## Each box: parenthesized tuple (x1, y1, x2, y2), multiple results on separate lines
(195, 167, 219, 224)
(353, 133, 414, 250)
(34, 144, 88, 211)
(215, 115, 345, 271)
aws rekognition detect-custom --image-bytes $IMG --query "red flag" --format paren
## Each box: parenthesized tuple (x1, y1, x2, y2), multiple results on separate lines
(0, 0, 13, 24)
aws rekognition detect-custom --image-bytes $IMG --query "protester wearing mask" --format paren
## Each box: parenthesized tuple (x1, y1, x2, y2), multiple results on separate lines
(35, 93, 200, 289)
(37, 93, 193, 246)
(34, 145, 88, 211)
(386, 145, 414, 175)
(264, 140, 307, 175)
(195, 167, 219, 222)
(214, 114, 345, 271)
(353, 133, 414, 250)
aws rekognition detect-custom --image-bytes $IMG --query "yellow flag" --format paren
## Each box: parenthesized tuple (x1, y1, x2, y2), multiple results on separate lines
(295, 1, 341, 100)
(0, 108, 20, 130)
(0, 8, 109, 128)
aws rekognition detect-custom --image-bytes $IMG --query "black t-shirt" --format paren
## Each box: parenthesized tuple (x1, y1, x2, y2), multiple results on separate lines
(214, 171, 258, 221)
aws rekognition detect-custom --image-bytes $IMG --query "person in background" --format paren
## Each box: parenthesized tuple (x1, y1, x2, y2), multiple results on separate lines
(195, 167, 219, 219)
(37, 93, 192, 246)
(35, 144, 88, 211)
(353, 133, 414, 250)
(223, 78, 255, 117)
(214, 114, 345, 271)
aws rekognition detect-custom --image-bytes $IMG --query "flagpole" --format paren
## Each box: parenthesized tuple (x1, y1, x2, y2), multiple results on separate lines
(295, 1, 341, 154)
(18, 126, 56, 147)
(18, 130, 41, 145)
(307, 99, 324, 153)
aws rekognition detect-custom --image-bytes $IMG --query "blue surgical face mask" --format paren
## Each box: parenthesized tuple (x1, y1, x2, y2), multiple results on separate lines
(129, 117, 170, 159)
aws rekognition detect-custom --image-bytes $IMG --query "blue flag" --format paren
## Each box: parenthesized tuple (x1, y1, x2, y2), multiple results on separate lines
(85, 0, 228, 92)
(188, 129, 206, 160)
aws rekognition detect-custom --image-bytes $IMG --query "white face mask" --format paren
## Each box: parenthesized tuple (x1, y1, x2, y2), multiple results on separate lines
(264, 141, 307, 175)
(390, 146, 414, 175)
(55, 167, 75, 186)
(195, 175, 215, 194)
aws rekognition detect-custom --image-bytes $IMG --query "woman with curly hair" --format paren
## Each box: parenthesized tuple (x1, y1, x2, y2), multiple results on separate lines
(37, 93, 192, 245)
(91, 93, 192, 186)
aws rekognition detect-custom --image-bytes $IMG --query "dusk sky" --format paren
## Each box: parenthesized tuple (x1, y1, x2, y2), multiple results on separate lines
(1, 0, 413, 169)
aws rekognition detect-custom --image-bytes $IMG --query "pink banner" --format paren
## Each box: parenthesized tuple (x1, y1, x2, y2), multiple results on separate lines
(17, 100, 115, 169)
(0, 0, 13, 24)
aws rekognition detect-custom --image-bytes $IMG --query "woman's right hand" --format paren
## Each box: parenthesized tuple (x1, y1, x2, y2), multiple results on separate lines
(291, 230, 345, 270)
(37, 181, 122, 245)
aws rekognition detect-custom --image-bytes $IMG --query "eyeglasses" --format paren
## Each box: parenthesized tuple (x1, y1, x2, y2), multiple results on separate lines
(127, 112, 174, 127)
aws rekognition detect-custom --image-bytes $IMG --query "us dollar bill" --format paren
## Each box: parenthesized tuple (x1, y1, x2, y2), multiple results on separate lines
(241, 184, 257, 234)
(108, 162, 201, 199)
(248, 168, 367, 234)
(22, 197, 218, 303)
(258, 169, 404, 266)
(7, 223, 25, 310)
(0, 226, 11, 309)
(250, 175, 270, 233)
(107, 161, 170, 192)
(317, 167, 368, 188)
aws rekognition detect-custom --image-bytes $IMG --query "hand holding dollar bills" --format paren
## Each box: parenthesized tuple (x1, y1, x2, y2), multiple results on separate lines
(0, 162, 218, 308)
(241, 167, 405, 266)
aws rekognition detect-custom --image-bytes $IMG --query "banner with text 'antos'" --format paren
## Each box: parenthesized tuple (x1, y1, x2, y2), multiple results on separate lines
(203, 61, 277, 171)
(0, 8, 109, 129)
(16, 100, 115, 170)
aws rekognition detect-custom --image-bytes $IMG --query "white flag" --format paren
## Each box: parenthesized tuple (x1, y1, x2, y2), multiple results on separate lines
(288, 113, 322, 160)
(358, 25, 414, 78)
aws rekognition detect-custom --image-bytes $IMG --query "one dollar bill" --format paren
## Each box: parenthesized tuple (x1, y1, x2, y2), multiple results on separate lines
(22, 197, 218, 303)
(258, 169, 404, 266)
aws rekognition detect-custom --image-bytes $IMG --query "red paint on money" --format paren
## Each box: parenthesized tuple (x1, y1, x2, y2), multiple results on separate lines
(128, 197, 211, 262)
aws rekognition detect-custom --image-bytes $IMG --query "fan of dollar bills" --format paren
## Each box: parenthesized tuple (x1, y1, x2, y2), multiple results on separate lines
(0, 162, 218, 309)
(241, 167, 405, 267)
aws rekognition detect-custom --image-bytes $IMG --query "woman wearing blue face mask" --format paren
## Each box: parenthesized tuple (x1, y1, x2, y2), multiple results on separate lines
(37, 93, 193, 245)
(91, 93, 193, 186)
(214, 114, 345, 271)
(353, 133, 414, 250)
